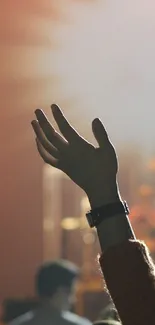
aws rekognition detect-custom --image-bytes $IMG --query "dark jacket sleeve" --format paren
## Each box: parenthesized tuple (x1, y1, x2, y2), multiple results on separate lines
(99, 240, 155, 325)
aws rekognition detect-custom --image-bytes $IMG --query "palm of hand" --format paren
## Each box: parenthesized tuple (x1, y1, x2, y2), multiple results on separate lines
(61, 143, 117, 194)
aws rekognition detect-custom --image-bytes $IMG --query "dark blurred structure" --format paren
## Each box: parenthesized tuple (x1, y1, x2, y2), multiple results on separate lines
(77, 291, 110, 322)
(2, 299, 40, 323)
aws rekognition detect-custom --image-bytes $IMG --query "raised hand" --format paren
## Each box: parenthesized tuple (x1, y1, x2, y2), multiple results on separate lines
(31, 104, 119, 207)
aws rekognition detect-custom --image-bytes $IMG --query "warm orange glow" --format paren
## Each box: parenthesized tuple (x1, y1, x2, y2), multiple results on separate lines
(139, 185, 154, 197)
(148, 159, 155, 171)
(61, 217, 80, 230)
(1, 0, 155, 305)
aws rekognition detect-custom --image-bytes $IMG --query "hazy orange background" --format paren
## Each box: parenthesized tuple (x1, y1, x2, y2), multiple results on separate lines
(0, 0, 155, 304)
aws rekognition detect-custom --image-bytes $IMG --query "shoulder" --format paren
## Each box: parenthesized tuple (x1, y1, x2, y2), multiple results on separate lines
(9, 311, 34, 325)
(62, 311, 92, 325)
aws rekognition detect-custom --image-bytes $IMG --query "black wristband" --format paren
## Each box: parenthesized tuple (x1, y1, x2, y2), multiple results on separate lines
(86, 201, 130, 228)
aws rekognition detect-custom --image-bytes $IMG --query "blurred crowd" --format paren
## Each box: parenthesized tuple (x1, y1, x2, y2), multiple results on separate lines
(1, 259, 120, 325)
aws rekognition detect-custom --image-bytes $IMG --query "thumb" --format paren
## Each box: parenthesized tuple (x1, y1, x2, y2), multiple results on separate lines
(92, 118, 109, 148)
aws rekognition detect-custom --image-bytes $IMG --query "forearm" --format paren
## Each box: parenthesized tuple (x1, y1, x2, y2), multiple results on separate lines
(87, 188, 135, 252)
(87, 189, 155, 325)
(97, 212, 135, 252)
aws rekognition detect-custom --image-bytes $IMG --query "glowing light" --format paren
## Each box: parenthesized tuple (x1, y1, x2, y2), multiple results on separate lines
(61, 217, 80, 230)
(148, 159, 155, 171)
(5, 0, 155, 151)
(139, 185, 154, 197)
(83, 232, 96, 245)
(49, 0, 155, 149)
(51, 1, 106, 113)
(80, 196, 90, 214)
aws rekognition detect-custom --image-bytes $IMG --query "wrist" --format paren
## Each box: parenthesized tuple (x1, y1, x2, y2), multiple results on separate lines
(86, 184, 122, 209)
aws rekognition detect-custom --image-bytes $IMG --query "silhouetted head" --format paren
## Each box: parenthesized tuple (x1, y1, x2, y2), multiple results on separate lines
(35, 260, 79, 311)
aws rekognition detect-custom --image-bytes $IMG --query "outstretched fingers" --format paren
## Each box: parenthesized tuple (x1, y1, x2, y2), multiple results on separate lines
(36, 138, 59, 167)
(92, 118, 110, 148)
(35, 109, 67, 151)
(31, 120, 60, 159)
(51, 104, 83, 144)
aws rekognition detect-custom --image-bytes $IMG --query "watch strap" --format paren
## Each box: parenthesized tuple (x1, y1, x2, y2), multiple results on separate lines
(86, 200, 129, 228)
